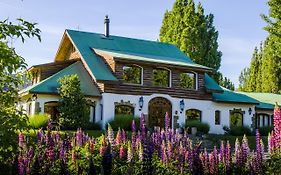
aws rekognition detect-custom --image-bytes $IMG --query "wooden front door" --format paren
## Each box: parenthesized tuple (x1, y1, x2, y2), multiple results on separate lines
(148, 97, 172, 128)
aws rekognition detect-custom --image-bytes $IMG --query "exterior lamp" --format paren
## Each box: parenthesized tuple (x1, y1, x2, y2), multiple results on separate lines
(32, 94, 37, 101)
(180, 99, 185, 113)
(248, 108, 252, 115)
(139, 96, 144, 111)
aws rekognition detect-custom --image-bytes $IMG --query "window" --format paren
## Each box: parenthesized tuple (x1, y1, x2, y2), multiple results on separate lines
(122, 65, 142, 84)
(180, 72, 196, 89)
(215, 110, 220, 125)
(153, 68, 170, 87)
(230, 112, 243, 127)
(91, 105, 96, 123)
(115, 105, 134, 115)
(256, 113, 271, 127)
(185, 109, 202, 123)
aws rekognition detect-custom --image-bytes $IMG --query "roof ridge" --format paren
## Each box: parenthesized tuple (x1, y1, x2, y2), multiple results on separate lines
(66, 29, 176, 47)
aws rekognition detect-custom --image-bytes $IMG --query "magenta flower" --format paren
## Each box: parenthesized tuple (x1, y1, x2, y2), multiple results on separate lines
(115, 128, 122, 145)
(121, 129, 126, 144)
(273, 104, 281, 148)
(119, 144, 126, 160)
(18, 132, 24, 148)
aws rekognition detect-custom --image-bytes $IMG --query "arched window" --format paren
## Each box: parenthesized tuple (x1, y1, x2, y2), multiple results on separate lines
(230, 109, 244, 127)
(44, 101, 59, 121)
(115, 105, 134, 116)
(185, 109, 202, 123)
(153, 68, 170, 87)
(122, 65, 142, 85)
(180, 72, 197, 90)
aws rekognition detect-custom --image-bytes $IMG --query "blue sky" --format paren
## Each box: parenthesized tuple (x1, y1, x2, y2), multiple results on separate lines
(0, 0, 269, 87)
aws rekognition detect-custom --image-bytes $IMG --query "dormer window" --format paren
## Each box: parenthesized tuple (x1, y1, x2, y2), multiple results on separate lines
(153, 68, 170, 87)
(122, 65, 142, 85)
(180, 72, 197, 90)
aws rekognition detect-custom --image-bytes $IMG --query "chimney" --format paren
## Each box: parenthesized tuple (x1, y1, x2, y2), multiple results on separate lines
(104, 15, 110, 37)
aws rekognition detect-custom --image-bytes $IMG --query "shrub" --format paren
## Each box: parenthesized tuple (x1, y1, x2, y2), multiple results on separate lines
(185, 120, 210, 134)
(28, 114, 49, 129)
(258, 126, 273, 136)
(85, 122, 102, 130)
(226, 126, 252, 136)
(108, 114, 140, 131)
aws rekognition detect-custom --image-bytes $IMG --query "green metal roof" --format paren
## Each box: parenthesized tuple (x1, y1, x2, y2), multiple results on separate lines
(66, 29, 211, 81)
(204, 73, 223, 92)
(20, 62, 100, 97)
(239, 92, 281, 110)
(213, 87, 259, 104)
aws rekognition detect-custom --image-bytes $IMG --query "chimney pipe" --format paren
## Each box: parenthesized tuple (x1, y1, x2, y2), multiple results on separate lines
(104, 15, 110, 37)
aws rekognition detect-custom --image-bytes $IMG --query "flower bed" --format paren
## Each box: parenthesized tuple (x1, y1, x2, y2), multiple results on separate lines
(17, 109, 281, 174)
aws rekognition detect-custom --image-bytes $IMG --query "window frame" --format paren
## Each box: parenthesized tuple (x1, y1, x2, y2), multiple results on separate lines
(122, 64, 143, 85)
(185, 108, 202, 123)
(229, 109, 244, 127)
(152, 67, 171, 88)
(179, 71, 198, 90)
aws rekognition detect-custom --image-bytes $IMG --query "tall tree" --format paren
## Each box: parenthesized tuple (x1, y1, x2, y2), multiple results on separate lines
(238, 67, 250, 91)
(58, 74, 90, 129)
(0, 18, 40, 168)
(160, 0, 222, 77)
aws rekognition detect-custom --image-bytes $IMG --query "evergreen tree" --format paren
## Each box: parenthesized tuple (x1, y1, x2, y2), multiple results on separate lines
(160, 0, 222, 78)
(247, 47, 259, 91)
(58, 74, 90, 129)
(238, 67, 250, 91)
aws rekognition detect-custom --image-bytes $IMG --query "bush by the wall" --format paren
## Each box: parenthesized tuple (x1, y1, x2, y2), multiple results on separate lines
(85, 122, 102, 130)
(108, 114, 140, 131)
(227, 126, 252, 136)
(258, 126, 273, 136)
(28, 114, 49, 129)
(185, 120, 210, 134)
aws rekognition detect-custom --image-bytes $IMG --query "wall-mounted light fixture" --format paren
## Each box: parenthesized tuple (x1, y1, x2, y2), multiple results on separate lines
(248, 107, 252, 115)
(139, 96, 144, 111)
(180, 99, 185, 113)
(32, 94, 37, 101)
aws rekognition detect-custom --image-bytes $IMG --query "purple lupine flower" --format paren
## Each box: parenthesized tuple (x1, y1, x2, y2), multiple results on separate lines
(256, 130, 263, 164)
(140, 113, 146, 139)
(76, 128, 83, 146)
(89, 139, 95, 154)
(202, 148, 209, 174)
(18, 132, 24, 147)
(119, 144, 126, 160)
(165, 112, 170, 131)
(47, 119, 53, 131)
(115, 128, 122, 145)
(36, 129, 44, 144)
(121, 129, 126, 144)
(18, 155, 25, 175)
(132, 120, 136, 133)
(166, 140, 173, 160)
(60, 141, 65, 161)
(209, 152, 216, 175)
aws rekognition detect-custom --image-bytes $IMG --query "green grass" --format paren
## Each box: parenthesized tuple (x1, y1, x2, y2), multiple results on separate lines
(28, 114, 49, 129)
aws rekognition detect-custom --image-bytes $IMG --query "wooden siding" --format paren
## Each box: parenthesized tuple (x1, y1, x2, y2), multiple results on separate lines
(103, 60, 212, 100)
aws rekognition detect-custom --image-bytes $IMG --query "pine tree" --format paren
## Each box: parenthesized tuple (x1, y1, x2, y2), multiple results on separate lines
(238, 67, 250, 91)
(247, 47, 259, 91)
(160, 0, 222, 78)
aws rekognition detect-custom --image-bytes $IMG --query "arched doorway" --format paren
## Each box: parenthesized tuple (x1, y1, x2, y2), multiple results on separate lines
(148, 97, 172, 128)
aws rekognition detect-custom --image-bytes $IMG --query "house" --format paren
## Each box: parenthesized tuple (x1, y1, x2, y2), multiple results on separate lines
(19, 16, 281, 134)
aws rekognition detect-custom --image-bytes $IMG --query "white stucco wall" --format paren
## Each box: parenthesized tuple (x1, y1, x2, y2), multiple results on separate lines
(101, 93, 256, 134)
(19, 94, 101, 123)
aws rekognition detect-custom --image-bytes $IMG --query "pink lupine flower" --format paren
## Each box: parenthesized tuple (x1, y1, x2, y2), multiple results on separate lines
(18, 155, 25, 175)
(273, 104, 281, 148)
(107, 124, 115, 146)
(18, 132, 24, 147)
(72, 150, 77, 162)
(115, 128, 122, 145)
(119, 144, 126, 160)
(99, 135, 107, 156)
